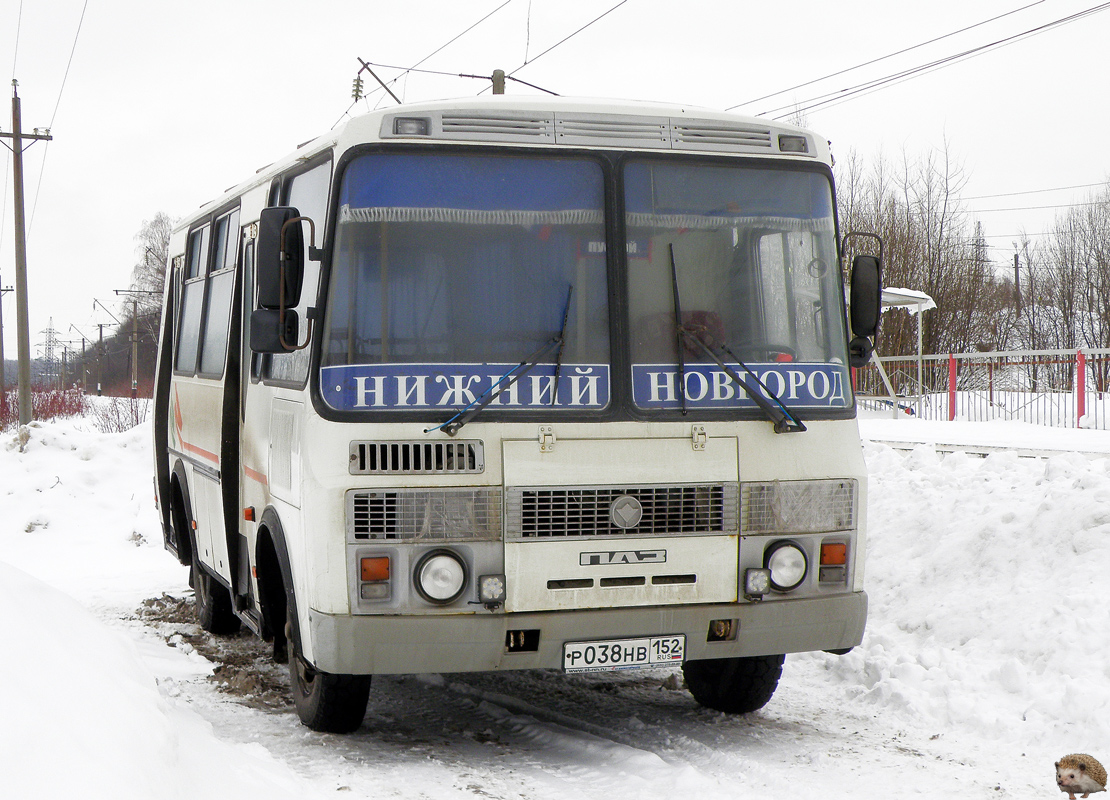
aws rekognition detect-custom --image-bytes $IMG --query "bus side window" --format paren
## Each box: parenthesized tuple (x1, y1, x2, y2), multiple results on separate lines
(175, 224, 210, 374)
(198, 209, 240, 378)
(241, 234, 264, 383)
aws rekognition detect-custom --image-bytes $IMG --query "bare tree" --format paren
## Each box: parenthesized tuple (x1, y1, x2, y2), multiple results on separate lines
(130, 212, 173, 311)
(129, 212, 174, 344)
(835, 142, 1016, 375)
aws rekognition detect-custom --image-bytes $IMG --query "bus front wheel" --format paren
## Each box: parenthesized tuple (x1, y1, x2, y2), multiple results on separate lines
(190, 538, 241, 635)
(682, 654, 785, 714)
(288, 612, 371, 733)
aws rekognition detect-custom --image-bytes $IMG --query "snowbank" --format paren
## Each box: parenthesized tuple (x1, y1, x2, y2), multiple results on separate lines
(819, 433, 1110, 757)
(3, 413, 1109, 798)
(0, 561, 322, 800)
(0, 419, 324, 799)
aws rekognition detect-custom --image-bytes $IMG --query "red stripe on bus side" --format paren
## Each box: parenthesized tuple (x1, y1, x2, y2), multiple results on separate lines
(244, 466, 268, 486)
(181, 439, 220, 465)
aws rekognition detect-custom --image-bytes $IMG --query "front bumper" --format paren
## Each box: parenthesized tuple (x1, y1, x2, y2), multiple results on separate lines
(307, 591, 867, 674)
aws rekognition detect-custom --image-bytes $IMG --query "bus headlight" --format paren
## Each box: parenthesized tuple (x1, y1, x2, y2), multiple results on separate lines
(741, 479, 856, 535)
(414, 549, 468, 604)
(765, 541, 808, 592)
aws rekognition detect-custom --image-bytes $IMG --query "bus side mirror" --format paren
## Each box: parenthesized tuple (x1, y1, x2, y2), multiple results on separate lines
(848, 254, 882, 367)
(256, 206, 305, 309)
(249, 309, 298, 354)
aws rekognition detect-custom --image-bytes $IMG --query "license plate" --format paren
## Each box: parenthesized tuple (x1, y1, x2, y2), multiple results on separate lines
(563, 634, 685, 673)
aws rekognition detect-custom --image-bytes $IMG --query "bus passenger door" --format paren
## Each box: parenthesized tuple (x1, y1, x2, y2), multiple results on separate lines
(234, 226, 271, 631)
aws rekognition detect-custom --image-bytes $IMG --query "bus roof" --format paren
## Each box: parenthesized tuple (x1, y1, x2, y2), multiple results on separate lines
(180, 96, 830, 230)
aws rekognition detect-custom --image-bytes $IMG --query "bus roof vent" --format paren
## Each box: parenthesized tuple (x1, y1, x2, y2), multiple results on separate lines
(349, 440, 485, 475)
(439, 111, 555, 142)
(671, 120, 774, 153)
(554, 113, 669, 149)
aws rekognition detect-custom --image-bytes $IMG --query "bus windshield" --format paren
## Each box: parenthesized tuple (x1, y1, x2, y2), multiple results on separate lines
(321, 152, 610, 413)
(624, 159, 850, 412)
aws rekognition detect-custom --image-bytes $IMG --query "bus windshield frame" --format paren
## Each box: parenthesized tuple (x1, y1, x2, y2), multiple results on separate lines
(315, 146, 853, 424)
(623, 156, 851, 417)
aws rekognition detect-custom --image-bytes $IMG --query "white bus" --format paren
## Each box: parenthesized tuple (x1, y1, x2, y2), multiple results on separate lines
(153, 96, 882, 733)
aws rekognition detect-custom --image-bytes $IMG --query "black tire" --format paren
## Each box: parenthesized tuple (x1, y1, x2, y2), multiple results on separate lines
(190, 538, 241, 635)
(682, 655, 785, 714)
(288, 611, 371, 733)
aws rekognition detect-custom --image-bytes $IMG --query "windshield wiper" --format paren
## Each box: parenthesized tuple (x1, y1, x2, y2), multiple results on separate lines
(428, 285, 574, 437)
(670, 245, 806, 434)
(550, 285, 574, 406)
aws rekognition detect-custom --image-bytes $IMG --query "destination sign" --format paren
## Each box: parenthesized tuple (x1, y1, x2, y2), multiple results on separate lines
(321, 363, 610, 412)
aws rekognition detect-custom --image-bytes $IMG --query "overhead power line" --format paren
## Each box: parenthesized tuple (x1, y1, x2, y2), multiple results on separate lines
(355, 61, 559, 96)
(507, 0, 627, 78)
(28, 0, 88, 231)
(728, 0, 1045, 111)
(964, 181, 1107, 201)
(474, 0, 629, 96)
(47, 0, 88, 129)
(971, 199, 1106, 213)
(758, 1, 1110, 120)
(9, 0, 23, 79)
(335, 0, 516, 126)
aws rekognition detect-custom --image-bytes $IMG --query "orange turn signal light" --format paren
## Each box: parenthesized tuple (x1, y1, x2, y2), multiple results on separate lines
(820, 542, 847, 566)
(361, 556, 390, 582)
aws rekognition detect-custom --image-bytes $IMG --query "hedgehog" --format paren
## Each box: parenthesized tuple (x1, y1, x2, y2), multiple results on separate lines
(1056, 754, 1107, 800)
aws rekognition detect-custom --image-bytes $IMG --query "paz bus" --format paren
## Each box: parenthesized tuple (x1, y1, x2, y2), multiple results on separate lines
(152, 95, 883, 733)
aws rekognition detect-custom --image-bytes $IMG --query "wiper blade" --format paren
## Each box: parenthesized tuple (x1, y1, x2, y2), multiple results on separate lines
(550, 285, 574, 406)
(428, 284, 574, 437)
(669, 244, 689, 416)
(679, 330, 807, 433)
(670, 247, 806, 434)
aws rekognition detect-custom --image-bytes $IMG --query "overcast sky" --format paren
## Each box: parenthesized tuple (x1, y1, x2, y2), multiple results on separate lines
(2, 0, 1108, 362)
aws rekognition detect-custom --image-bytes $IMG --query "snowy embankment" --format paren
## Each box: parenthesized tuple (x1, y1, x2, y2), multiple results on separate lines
(1, 413, 1109, 798)
(829, 434, 1110, 754)
(0, 420, 323, 800)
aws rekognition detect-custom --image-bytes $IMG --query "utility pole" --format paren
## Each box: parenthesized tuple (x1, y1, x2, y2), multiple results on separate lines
(93, 298, 121, 396)
(95, 323, 111, 396)
(114, 289, 159, 398)
(69, 324, 92, 394)
(0, 283, 11, 409)
(0, 80, 53, 425)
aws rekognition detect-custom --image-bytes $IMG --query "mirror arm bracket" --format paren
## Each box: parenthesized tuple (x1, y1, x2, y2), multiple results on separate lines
(276, 216, 319, 352)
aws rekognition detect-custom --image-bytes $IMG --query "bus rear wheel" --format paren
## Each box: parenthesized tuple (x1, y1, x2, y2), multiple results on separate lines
(288, 612, 371, 733)
(682, 654, 785, 714)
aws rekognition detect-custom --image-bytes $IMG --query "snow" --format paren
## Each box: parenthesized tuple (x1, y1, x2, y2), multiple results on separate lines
(2, 411, 1109, 799)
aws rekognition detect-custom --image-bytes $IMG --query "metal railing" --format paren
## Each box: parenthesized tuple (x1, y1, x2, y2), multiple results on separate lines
(854, 349, 1110, 429)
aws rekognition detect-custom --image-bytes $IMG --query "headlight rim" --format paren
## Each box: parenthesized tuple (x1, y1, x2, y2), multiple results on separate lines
(764, 540, 809, 592)
(413, 547, 469, 605)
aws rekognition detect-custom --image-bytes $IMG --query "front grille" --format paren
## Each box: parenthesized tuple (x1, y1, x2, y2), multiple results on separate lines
(348, 488, 501, 541)
(349, 441, 484, 475)
(506, 483, 737, 539)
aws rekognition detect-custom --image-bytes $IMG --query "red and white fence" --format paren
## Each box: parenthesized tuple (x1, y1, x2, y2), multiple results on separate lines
(853, 349, 1110, 429)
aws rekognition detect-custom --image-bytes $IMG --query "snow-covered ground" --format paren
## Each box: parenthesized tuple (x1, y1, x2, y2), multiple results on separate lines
(2, 411, 1108, 799)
